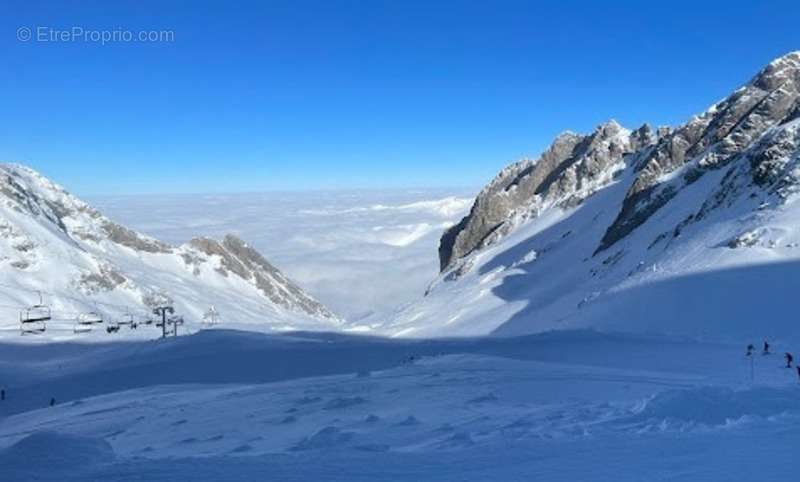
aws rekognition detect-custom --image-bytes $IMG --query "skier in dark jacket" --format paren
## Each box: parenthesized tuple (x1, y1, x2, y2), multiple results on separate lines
(746, 344, 754, 356)
(797, 365, 800, 381)
(786, 352, 794, 368)
(763, 340, 770, 355)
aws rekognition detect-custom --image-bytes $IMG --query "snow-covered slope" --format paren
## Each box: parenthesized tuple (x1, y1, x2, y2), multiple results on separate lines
(381, 51, 800, 340)
(0, 164, 340, 339)
(1, 330, 798, 481)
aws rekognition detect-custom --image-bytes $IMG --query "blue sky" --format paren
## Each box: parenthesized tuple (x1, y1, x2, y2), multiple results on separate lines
(1, 0, 798, 195)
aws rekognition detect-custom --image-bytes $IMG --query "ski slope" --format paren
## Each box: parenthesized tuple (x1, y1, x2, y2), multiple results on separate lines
(1, 329, 798, 481)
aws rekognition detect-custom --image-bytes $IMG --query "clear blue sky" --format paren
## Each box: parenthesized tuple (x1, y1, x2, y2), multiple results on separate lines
(1, 0, 798, 195)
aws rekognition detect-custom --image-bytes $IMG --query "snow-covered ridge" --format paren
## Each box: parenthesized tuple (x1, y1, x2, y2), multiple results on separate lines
(439, 120, 656, 273)
(0, 164, 339, 340)
(379, 52, 800, 339)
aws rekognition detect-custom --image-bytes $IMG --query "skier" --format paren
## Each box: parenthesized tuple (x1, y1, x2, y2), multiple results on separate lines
(746, 344, 754, 356)
(763, 340, 770, 355)
(797, 365, 800, 381)
(786, 352, 794, 368)
(50, 397, 55, 407)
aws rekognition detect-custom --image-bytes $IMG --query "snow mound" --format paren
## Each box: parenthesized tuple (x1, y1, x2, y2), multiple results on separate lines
(292, 426, 355, 451)
(628, 386, 800, 427)
(323, 396, 368, 410)
(0, 431, 115, 471)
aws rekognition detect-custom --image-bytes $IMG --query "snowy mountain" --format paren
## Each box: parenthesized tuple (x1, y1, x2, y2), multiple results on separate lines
(0, 164, 340, 339)
(381, 51, 800, 339)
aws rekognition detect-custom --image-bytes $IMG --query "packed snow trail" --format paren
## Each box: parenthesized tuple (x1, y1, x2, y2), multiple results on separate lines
(1, 330, 799, 480)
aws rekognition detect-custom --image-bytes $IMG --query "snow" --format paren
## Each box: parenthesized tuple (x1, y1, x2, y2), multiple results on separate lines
(4, 51, 800, 479)
(0, 163, 349, 342)
(1, 329, 798, 480)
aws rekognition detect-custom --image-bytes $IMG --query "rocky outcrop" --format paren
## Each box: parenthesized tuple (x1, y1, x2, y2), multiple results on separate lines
(189, 235, 337, 320)
(439, 51, 800, 276)
(439, 120, 654, 272)
(598, 51, 800, 252)
(102, 221, 172, 253)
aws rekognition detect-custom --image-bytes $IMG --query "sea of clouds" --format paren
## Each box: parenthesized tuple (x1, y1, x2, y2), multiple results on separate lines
(92, 189, 474, 322)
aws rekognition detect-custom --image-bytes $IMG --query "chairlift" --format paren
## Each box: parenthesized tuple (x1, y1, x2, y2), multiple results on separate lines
(74, 311, 103, 334)
(73, 323, 92, 334)
(20, 310, 48, 334)
(117, 312, 136, 329)
(166, 315, 184, 336)
(77, 311, 104, 325)
(202, 306, 219, 325)
(19, 292, 51, 335)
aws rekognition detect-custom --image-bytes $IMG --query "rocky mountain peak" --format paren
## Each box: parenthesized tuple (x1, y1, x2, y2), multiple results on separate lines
(439, 119, 649, 273)
(598, 52, 800, 253)
(438, 52, 800, 280)
(751, 51, 800, 91)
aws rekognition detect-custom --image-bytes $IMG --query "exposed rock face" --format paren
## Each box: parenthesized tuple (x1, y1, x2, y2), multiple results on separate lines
(440, 120, 655, 272)
(0, 164, 170, 254)
(102, 221, 172, 253)
(598, 51, 800, 252)
(439, 51, 800, 275)
(189, 235, 336, 320)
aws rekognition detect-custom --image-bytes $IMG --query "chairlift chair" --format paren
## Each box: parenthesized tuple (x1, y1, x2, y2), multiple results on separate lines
(118, 312, 135, 327)
(77, 311, 104, 325)
(73, 323, 92, 334)
(74, 311, 103, 334)
(19, 294, 51, 335)
(20, 309, 48, 335)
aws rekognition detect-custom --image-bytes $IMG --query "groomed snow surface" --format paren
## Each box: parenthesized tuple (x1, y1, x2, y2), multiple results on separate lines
(1, 329, 798, 481)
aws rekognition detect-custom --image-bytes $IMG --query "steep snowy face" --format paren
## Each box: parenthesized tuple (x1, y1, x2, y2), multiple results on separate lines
(384, 52, 800, 339)
(0, 164, 339, 337)
(439, 120, 656, 273)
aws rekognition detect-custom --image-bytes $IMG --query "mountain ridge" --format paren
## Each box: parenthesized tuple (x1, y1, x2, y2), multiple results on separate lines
(379, 51, 800, 339)
(0, 163, 339, 338)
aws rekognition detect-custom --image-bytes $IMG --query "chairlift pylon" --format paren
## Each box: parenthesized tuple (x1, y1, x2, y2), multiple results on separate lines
(202, 306, 220, 325)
